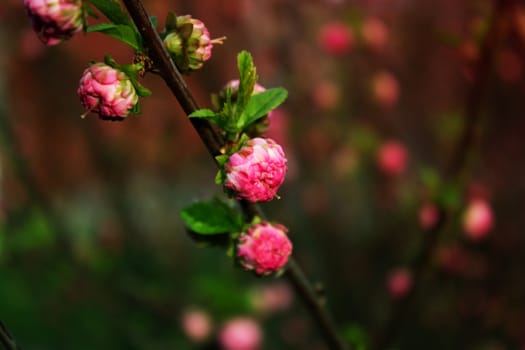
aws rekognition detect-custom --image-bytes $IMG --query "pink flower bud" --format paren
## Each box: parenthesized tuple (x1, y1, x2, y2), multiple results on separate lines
(78, 63, 139, 120)
(251, 283, 293, 314)
(386, 267, 413, 299)
(164, 15, 225, 71)
(318, 22, 353, 56)
(24, 0, 83, 46)
(181, 309, 212, 342)
(463, 199, 494, 241)
(237, 222, 292, 275)
(224, 79, 266, 95)
(377, 140, 408, 176)
(219, 317, 262, 350)
(225, 138, 287, 202)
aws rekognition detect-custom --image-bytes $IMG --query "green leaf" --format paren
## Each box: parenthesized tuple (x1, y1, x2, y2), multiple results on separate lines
(237, 87, 287, 130)
(236, 51, 257, 113)
(87, 0, 133, 26)
(189, 109, 218, 119)
(150, 16, 158, 29)
(181, 200, 243, 235)
(87, 23, 141, 51)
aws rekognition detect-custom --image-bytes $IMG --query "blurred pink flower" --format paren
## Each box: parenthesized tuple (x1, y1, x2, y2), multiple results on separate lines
(251, 283, 293, 314)
(181, 309, 212, 342)
(371, 71, 400, 108)
(419, 202, 439, 230)
(219, 317, 262, 350)
(463, 199, 494, 241)
(318, 22, 354, 56)
(312, 80, 340, 110)
(362, 18, 389, 51)
(387, 267, 413, 299)
(224, 138, 287, 202)
(237, 222, 292, 275)
(24, 0, 83, 46)
(376, 140, 408, 176)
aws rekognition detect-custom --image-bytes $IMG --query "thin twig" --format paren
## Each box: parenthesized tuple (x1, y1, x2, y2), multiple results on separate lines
(121, 1, 348, 348)
(373, 1, 510, 348)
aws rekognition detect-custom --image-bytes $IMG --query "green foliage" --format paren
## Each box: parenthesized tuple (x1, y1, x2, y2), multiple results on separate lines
(86, 23, 141, 51)
(8, 209, 54, 252)
(86, 0, 142, 51)
(181, 199, 243, 235)
(189, 51, 288, 140)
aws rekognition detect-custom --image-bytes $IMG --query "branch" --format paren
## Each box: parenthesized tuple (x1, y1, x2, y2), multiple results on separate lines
(373, 0, 510, 348)
(0, 321, 21, 350)
(121, 1, 348, 349)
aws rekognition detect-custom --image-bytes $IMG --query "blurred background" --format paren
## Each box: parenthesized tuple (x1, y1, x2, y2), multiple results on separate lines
(1, 0, 525, 349)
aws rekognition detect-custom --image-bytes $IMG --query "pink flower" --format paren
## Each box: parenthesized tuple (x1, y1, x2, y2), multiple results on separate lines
(377, 140, 408, 176)
(164, 15, 225, 71)
(219, 317, 262, 350)
(318, 22, 353, 56)
(224, 79, 267, 95)
(225, 138, 287, 202)
(78, 63, 139, 120)
(181, 309, 212, 342)
(237, 222, 292, 275)
(387, 267, 413, 299)
(24, 0, 83, 46)
(419, 203, 439, 230)
(463, 199, 494, 241)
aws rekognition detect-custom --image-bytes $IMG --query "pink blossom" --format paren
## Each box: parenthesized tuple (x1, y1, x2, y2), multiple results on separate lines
(251, 283, 293, 314)
(318, 22, 353, 56)
(463, 199, 494, 241)
(24, 0, 83, 46)
(78, 63, 139, 120)
(225, 138, 287, 202)
(219, 317, 262, 350)
(419, 203, 439, 230)
(237, 222, 292, 275)
(377, 140, 408, 176)
(164, 15, 225, 71)
(181, 309, 212, 342)
(224, 79, 267, 95)
(387, 267, 413, 299)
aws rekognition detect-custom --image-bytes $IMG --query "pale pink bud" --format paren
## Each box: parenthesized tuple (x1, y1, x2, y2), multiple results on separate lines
(371, 71, 400, 108)
(377, 140, 408, 176)
(78, 63, 139, 120)
(181, 309, 212, 342)
(24, 0, 83, 46)
(164, 15, 225, 71)
(463, 199, 494, 241)
(419, 203, 439, 230)
(225, 138, 287, 202)
(219, 317, 262, 350)
(237, 222, 292, 275)
(387, 267, 413, 299)
(362, 18, 389, 51)
(318, 22, 353, 56)
(251, 283, 293, 314)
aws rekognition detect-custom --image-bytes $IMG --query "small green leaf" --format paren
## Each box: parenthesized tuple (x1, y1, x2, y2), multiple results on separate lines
(87, 23, 141, 51)
(181, 200, 243, 235)
(237, 88, 287, 130)
(87, 0, 133, 26)
(215, 154, 229, 166)
(134, 84, 152, 97)
(189, 109, 218, 119)
(236, 51, 257, 112)
(150, 16, 158, 29)
(165, 12, 178, 32)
